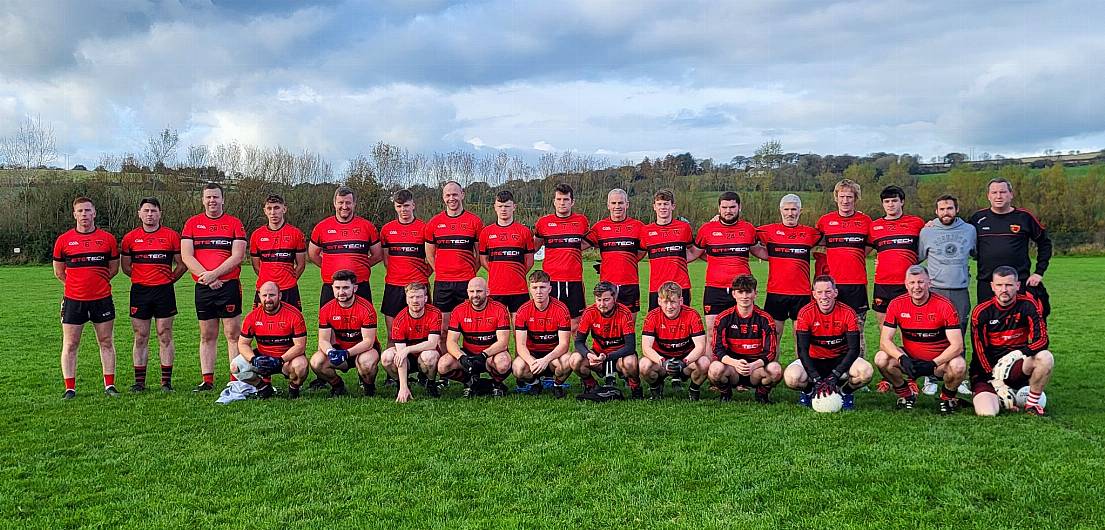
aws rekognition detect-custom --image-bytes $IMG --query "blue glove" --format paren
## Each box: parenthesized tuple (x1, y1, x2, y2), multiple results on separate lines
(327, 348, 350, 367)
(251, 355, 284, 376)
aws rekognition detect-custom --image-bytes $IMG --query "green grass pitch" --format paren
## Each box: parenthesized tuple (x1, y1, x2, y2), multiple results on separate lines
(2, 257, 1104, 528)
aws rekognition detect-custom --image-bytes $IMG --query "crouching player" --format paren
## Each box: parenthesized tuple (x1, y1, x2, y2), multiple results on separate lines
(639, 281, 708, 400)
(874, 265, 966, 413)
(570, 282, 642, 398)
(708, 274, 781, 403)
(382, 282, 442, 403)
(784, 275, 874, 409)
(969, 266, 1054, 416)
(233, 281, 308, 398)
(309, 270, 382, 397)
(437, 277, 512, 397)
(512, 271, 574, 398)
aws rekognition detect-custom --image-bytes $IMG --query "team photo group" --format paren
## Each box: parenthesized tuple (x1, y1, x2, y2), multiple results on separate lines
(53, 176, 1054, 416)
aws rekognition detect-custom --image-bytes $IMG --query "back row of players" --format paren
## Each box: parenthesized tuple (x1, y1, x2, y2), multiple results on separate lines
(54, 178, 1054, 414)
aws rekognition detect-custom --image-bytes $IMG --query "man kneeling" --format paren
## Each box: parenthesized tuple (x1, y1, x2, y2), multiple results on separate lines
(639, 281, 708, 400)
(783, 275, 873, 410)
(512, 271, 574, 398)
(381, 282, 442, 403)
(233, 281, 308, 398)
(708, 274, 782, 403)
(309, 270, 382, 397)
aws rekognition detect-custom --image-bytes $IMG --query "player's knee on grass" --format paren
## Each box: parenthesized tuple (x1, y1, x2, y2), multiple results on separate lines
(512, 357, 532, 379)
(849, 358, 874, 386)
(380, 348, 397, 369)
(437, 355, 459, 377)
(617, 356, 638, 377)
(783, 360, 807, 389)
(285, 356, 308, 385)
(707, 361, 729, 383)
(973, 393, 1001, 416)
(553, 357, 573, 378)
(1026, 350, 1055, 375)
(873, 350, 892, 371)
(357, 350, 380, 377)
(419, 350, 439, 373)
(639, 357, 661, 383)
(489, 352, 511, 376)
(943, 356, 967, 383)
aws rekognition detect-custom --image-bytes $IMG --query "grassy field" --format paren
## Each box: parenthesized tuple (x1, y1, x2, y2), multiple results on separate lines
(2, 257, 1104, 528)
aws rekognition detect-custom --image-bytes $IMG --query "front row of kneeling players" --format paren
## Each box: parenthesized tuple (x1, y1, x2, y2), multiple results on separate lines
(232, 265, 1054, 415)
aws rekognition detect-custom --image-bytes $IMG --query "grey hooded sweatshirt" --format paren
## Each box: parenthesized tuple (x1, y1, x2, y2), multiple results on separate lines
(918, 217, 976, 289)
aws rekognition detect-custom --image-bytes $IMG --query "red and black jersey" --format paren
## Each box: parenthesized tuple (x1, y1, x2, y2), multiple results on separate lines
(577, 303, 636, 354)
(816, 211, 872, 285)
(425, 210, 484, 282)
(380, 218, 431, 286)
(869, 215, 925, 285)
(713, 305, 778, 362)
(249, 223, 306, 290)
(695, 219, 757, 288)
(968, 208, 1052, 281)
(479, 222, 535, 296)
(515, 299, 571, 357)
(181, 213, 246, 281)
(242, 302, 307, 358)
(970, 295, 1048, 379)
(535, 212, 589, 282)
(448, 300, 510, 355)
(121, 226, 179, 287)
(318, 297, 378, 350)
(756, 223, 822, 295)
(310, 216, 379, 284)
(53, 228, 119, 300)
(641, 219, 694, 291)
(795, 302, 859, 359)
(883, 293, 960, 361)
(391, 304, 442, 346)
(586, 217, 643, 286)
(642, 305, 705, 359)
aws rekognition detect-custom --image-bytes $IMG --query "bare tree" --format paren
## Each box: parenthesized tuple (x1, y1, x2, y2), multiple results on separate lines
(185, 144, 209, 169)
(212, 141, 242, 177)
(97, 153, 122, 172)
(144, 127, 180, 169)
(1, 116, 57, 169)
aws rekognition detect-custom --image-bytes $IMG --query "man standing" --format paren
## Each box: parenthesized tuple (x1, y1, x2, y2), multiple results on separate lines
(756, 194, 822, 336)
(570, 282, 642, 398)
(641, 189, 696, 312)
(249, 194, 306, 309)
(233, 282, 308, 399)
(708, 274, 781, 404)
(969, 178, 1052, 318)
(425, 181, 484, 340)
(381, 282, 442, 403)
(512, 271, 574, 398)
(479, 190, 535, 318)
(533, 183, 590, 330)
(121, 197, 186, 392)
(918, 194, 976, 332)
(692, 191, 758, 348)
(309, 186, 382, 307)
(181, 183, 247, 392)
(586, 189, 645, 313)
(310, 270, 382, 397)
(54, 197, 121, 399)
(437, 277, 512, 397)
(379, 189, 432, 343)
(816, 179, 872, 353)
(639, 281, 709, 400)
(868, 185, 926, 324)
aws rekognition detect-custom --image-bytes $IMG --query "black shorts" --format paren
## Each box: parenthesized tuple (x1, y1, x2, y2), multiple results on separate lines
(253, 285, 301, 310)
(130, 283, 178, 320)
(977, 280, 1051, 319)
(61, 296, 116, 325)
(381, 283, 411, 318)
(492, 293, 529, 313)
(433, 281, 469, 313)
(764, 293, 809, 322)
(616, 284, 641, 313)
(195, 280, 242, 321)
(550, 281, 586, 318)
(648, 288, 692, 313)
(702, 286, 735, 316)
(837, 283, 869, 313)
(872, 283, 906, 313)
(320, 281, 372, 308)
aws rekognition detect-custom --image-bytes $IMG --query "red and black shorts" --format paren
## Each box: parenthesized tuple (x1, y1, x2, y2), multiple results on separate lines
(648, 288, 692, 313)
(616, 283, 641, 313)
(253, 285, 301, 310)
(837, 283, 869, 313)
(320, 281, 372, 308)
(62, 296, 116, 325)
(550, 281, 586, 318)
(195, 280, 242, 321)
(381, 283, 413, 318)
(130, 283, 178, 320)
(764, 293, 810, 322)
(971, 358, 1030, 395)
(702, 286, 736, 316)
(433, 281, 469, 313)
(492, 293, 529, 313)
(872, 283, 906, 314)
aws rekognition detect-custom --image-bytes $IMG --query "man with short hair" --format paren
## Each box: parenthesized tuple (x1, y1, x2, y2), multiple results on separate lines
(874, 265, 966, 414)
(692, 191, 760, 348)
(586, 188, 645, 313)
(379, 189, 432, 344)
(249, 194, 307, 309)
(868, 185, 926, 324)
(233, 281, 308, 399)
(969, 178, 1052, 318)
(640, 281, 708, 400)
(817, 179, 872, 353)
(381, 282, 442, 403)
(918, 194, 976, 332)
(121, 197, 186, 392)
(641, 189, 696, 312)
(783, 275, 874, 410)
(437, 277, 512, 397)
(533, 183, 590, 330)
(756, 194, 822, 336)
(708, 274, 781, 403)
(969, 266, 1054, 416)
(512, 270, 573, 398)
(54, 197, 121, 399)
(425, 181, 484, 343)
(479, 190, 535, 318)
(181, 182, 248, 392)
(309, 270, 382, 397)
(570, 281, 642, 398)
(309, 186, 382, 308)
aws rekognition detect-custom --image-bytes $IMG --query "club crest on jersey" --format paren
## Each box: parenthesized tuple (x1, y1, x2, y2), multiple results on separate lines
(1010, 224, 1021, 233)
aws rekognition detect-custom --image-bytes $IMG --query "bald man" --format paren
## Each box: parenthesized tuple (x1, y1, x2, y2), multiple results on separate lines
(437, 277, 513, 397)
(232, 281, 309, 398)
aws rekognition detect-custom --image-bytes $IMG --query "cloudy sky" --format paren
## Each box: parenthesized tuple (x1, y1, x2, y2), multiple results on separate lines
(2, 0, 1103, 168)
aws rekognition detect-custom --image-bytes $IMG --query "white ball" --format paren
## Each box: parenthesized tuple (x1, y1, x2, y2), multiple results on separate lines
(1014, 386, 1046, 408)
(812, 392, 843, 413)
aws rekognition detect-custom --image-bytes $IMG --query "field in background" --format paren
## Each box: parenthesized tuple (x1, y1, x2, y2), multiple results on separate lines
(2, 258, 1104, 528)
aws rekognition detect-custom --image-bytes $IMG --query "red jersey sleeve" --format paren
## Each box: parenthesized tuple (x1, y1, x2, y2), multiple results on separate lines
(292, 308, 307, 337)
(618, 308, 636, 336)
(427, 308, 443, 334)
(641, 310, 659, 336)
(882, 298, 900, 327)
(241, 313, 256, 338)
(795, 308, 812, 333)
(495, 303, 510, 329)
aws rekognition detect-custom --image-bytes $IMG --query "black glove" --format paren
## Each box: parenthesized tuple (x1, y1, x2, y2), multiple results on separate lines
(459, 353, 487, 375)
(814, 377, 838, 398)
(897, 355, 916, 379)
(913, 359, 937, 376)
(251, 355, 285, 376)
(663, 358, 686, 376)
